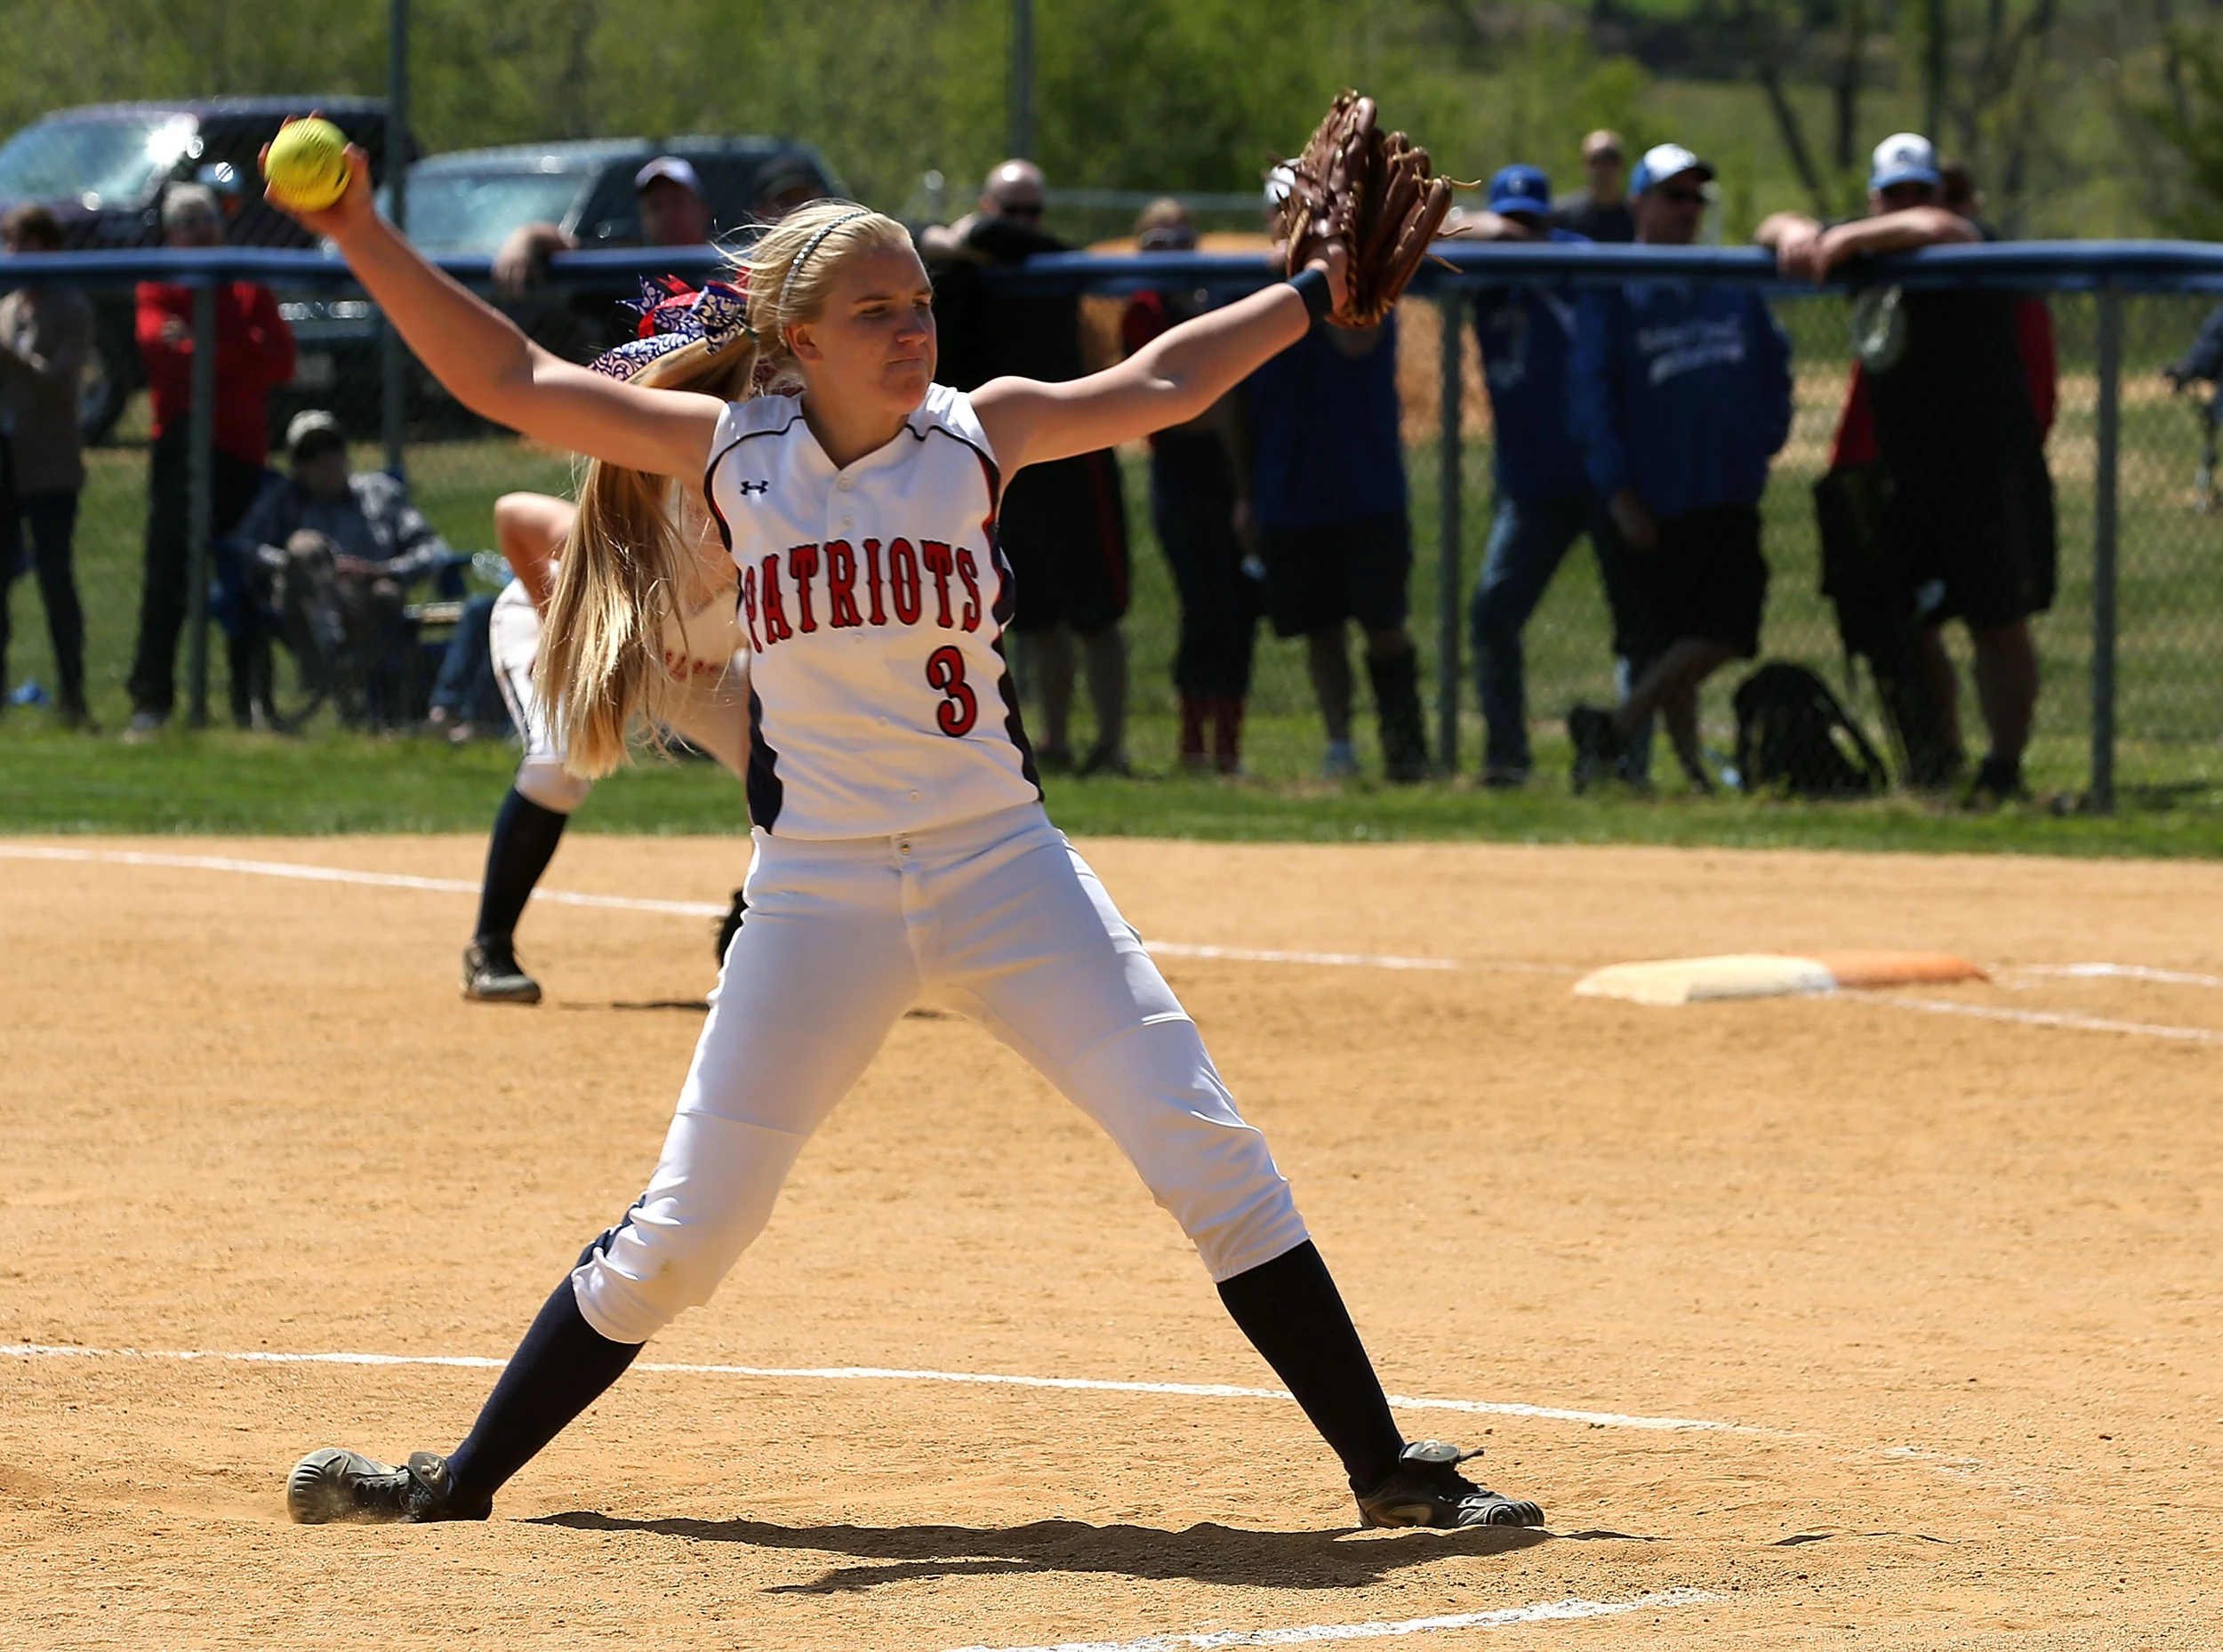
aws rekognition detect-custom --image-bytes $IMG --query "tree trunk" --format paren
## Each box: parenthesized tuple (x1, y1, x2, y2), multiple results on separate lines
(1999, 0, 2061, 220)
(1924, 0, 1949, 143)
(1741, 0, 1831, 214)
(1834, 0, 1869, 175)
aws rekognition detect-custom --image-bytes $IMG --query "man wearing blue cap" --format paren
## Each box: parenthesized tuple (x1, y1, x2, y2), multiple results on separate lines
(1758, 133, 2056, 805)
(1463, 163, 1644, 788)
(1566, 144, 1794, 791)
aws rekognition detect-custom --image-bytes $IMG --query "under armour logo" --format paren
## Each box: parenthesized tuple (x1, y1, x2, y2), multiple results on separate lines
(736, 479, 771, 497)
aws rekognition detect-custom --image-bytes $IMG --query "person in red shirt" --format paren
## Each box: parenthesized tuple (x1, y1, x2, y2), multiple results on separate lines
(1769, 141, 2058, 801)
(124, 182, 296, 734)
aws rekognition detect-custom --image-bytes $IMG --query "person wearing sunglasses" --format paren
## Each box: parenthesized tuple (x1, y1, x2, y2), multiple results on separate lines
(1757, 133, 2056, 806)
(1564, 144, 1793, 793)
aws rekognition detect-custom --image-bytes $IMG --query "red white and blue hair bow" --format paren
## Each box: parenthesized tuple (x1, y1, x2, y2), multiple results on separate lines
(586, 275, 753, 380)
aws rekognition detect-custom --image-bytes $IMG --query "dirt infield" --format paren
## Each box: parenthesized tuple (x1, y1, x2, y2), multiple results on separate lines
(4, 833, 2219, 1648)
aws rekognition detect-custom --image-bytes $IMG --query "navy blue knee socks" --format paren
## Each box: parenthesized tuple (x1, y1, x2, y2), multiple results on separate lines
(1216, 1240, 1405, 1493)
(443, 1277, 641, 1516)
(443, 1242, 1401, 1513)
(473, 789, 569, 946)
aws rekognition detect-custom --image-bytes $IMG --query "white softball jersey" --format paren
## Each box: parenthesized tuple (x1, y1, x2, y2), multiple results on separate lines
(704, 383, 1040, 838)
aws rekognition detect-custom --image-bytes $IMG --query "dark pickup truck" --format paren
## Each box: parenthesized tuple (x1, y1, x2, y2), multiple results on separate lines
(381, 134, 845, 387)
(0, 97, 405, 443)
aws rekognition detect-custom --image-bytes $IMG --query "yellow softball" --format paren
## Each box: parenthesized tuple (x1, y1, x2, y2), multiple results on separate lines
(263, 117, 349, 213)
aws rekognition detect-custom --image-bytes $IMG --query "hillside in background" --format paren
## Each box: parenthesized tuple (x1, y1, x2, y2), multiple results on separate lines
(0, 0, 2211, 240)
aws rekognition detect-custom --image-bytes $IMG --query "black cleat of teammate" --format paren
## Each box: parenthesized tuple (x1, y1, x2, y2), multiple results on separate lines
(462, 939, 542, 1004)
(714, 886, 748, 965)
(1353, 1440, 1546, 1529)
(286, 1448, 483, 1524)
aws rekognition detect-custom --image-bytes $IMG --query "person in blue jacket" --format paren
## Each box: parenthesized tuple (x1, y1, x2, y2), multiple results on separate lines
(1465, 163, 1647, 789)
(1243, 170, 1427, 783)
(1565, 143, 1793, 790)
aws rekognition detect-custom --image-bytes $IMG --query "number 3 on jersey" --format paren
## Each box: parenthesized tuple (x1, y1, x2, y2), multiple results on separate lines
(925, 645, 977, 736)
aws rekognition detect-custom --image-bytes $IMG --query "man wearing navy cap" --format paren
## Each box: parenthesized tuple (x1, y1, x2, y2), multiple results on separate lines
(1758, 132, 2056, 804)
(1462, 163, 1646, 788)
(1566, 144, 1794, 791)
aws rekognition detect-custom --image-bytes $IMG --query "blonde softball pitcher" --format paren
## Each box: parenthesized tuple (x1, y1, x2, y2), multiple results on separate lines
(267, 132, 1544, 1533)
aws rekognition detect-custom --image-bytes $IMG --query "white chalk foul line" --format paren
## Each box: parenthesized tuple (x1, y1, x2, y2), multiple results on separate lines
(0, 1343, 1738, 1433)
(1868, 994, 2223, 1045)
(0, 844, 723, 918)
(1144, 942, 1457, 972)
(0, 844, 1465, 973)
(939, 1590, 1719, 1652)
(2016, 961, 2223, 990)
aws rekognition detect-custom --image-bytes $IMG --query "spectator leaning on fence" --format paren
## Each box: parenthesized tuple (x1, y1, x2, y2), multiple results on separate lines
(1119, 198, 1263, 774)
(1806, 149, 2058, 791)
(1464, 164, 1646, 790)
(1553, 131, 1635, 245)
(124, 182, 296, 738)
(231, 410, 453, 725)
(1758, 133, 2057, 805)
(1566, 144, 1794, 792)
(0, 204, 91, 726)
(926, 160, 1133, 775)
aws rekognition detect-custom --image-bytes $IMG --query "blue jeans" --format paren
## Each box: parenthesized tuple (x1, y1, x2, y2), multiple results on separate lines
(1469, 491, 1650, 778)
(430, 592, 511, 732)
(0, 489, 84, 711)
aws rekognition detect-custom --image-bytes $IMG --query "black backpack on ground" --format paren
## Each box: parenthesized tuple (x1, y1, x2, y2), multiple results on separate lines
(1812, 464, 1957, 789)
(1732, 662, 1890, 798)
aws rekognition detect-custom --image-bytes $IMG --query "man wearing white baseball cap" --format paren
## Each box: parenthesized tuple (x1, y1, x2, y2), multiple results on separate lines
(1628, 142, 1714, 204)
(1757, 132, 2056, 805)
(1563, 142, 1793, 792)
(493, 155, 714, 297)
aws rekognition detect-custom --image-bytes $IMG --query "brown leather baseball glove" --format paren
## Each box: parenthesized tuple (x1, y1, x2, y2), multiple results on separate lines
(1278, 91, 1454, 328)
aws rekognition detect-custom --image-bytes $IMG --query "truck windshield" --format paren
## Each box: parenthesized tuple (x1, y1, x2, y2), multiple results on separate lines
(0, 115, 197, 210)
(406, 170, 592, 256)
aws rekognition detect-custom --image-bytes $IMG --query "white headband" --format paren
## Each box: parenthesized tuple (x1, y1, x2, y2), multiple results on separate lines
(777, 210, 877, 315)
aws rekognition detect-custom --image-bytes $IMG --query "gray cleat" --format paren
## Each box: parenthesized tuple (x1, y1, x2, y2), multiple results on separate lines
(1354, 1439, 1546, 1529)
(462, 940, 541, 1004)
(286, 1448, 465, 1525)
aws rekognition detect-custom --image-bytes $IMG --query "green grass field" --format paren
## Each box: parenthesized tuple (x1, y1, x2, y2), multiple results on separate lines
(3, 289, 2219, 855)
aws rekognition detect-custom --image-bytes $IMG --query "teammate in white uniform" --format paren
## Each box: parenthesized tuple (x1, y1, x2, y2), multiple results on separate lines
(461, 485, 751, 1004)
(274, 147, 1544, 1532)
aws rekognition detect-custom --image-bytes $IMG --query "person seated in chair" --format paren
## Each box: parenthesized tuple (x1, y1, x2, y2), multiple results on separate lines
(233, 411, 453, 724)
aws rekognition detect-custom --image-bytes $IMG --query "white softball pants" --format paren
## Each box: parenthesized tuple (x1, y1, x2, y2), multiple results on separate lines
(570, 802, 1310, 1343)
(489, 579, 749, 811)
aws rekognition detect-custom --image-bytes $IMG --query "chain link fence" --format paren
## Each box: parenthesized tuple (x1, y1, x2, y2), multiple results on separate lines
(4, 245, 2219, 813)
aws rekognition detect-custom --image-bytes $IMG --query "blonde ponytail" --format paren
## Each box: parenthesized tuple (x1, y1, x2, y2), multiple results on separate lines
(540, 335, 758, 776)
(541, 200, 915, 778)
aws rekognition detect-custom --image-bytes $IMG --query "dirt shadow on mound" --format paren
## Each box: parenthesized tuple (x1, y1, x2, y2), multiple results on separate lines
(533, 1512, 1557, 1592)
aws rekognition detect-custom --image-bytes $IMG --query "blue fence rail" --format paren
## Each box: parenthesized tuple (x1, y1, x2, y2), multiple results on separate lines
(5, 238, 2216, 804)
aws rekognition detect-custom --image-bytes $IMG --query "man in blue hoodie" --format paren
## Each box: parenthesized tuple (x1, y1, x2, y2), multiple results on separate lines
(1465, 163, 1643, 789)
(1566, 144, 1793, 790)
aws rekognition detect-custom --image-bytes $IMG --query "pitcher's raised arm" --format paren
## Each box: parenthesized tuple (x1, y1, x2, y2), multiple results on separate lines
(265, 134, 721, 479)
(973, 249, 1345, 474)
